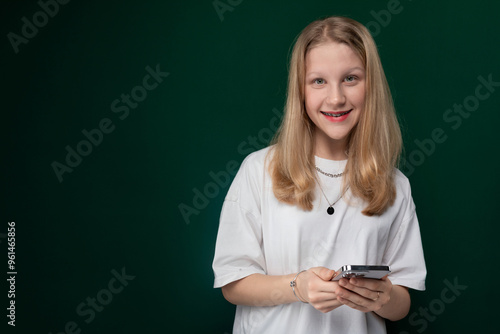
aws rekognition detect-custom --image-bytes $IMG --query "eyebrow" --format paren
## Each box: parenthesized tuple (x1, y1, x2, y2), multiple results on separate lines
(347, 66, 365, 72)
(306, 66, 365, 75)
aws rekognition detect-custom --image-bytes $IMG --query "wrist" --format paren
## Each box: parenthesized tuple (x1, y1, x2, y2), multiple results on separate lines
(290, 270, 308, 303)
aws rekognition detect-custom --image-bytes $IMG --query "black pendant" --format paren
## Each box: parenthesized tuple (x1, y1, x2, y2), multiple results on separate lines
(327, 206, 334, 215)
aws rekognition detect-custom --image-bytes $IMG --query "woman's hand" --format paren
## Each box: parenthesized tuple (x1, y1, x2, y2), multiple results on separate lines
(335, 275, 393, 313)
(295, 267, 343, 313)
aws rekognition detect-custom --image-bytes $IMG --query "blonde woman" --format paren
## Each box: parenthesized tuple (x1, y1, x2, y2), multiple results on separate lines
(213, 16, 426, 334)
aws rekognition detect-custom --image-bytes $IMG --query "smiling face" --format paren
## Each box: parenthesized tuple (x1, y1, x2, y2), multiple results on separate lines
(304, 41, 366, 160)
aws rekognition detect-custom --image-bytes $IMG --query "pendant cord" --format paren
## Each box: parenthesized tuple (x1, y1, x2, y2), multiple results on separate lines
(316, 179, 349, 208)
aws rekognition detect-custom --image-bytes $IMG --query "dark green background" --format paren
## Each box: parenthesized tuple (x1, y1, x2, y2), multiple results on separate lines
(1, 0, 498, 333)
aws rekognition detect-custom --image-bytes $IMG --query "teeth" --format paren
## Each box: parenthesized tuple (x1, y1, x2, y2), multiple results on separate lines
(322, 110, 351, 117)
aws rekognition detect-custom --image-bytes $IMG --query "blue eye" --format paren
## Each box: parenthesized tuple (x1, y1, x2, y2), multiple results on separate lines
(313, 78, 325, 85)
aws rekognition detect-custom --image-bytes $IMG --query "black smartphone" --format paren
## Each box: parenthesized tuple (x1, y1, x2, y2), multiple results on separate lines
(331, 265, 390, 281)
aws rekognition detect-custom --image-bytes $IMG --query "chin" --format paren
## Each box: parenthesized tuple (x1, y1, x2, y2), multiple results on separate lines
(325, 132, 350, 141)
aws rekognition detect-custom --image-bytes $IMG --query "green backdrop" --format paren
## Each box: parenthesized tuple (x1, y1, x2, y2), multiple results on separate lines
(2, 0, 499, 333)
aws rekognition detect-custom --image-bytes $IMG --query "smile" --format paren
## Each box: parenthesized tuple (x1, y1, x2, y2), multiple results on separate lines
(320, 109, 352, 117)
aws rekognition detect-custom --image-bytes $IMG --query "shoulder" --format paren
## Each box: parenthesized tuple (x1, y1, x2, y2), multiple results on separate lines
(240, 145, 274, 170)
(393, 168, 411, 193)
(235, 146, 275, 181)
(225, 146, 274, 202)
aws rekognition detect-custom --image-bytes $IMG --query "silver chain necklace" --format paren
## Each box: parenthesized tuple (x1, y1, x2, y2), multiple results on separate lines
(316, 166, 343, 178)
(316, 166, 348, 215)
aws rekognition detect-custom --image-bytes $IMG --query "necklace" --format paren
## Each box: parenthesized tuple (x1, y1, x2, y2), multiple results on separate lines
(316, 166, 343, 178)
(316, 166, 348, 215)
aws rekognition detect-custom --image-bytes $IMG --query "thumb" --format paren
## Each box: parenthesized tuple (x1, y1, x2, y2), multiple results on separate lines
(310, 267, 335, 281)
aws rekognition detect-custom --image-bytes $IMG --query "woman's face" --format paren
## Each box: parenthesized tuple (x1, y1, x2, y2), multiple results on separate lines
(304, 41, 366, 158)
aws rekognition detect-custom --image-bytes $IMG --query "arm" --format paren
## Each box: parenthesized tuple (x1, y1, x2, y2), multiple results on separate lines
(334, 275, 411, 321)
(221, 267, 344, 313)
(221, 273, 297, 306)
(375, 285, 410, 320)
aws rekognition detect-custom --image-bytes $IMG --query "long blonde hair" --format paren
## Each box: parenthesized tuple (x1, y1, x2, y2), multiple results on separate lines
(269, 16, 402, 216)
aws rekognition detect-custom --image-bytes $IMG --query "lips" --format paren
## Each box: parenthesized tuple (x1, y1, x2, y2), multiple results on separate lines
(320, 109, 352, 117)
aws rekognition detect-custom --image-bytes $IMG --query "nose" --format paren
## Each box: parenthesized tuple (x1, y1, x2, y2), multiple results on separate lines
(327, 84, 346, 106)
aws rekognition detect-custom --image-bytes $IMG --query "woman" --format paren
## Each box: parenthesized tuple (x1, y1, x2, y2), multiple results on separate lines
(212, 16, 426, 334)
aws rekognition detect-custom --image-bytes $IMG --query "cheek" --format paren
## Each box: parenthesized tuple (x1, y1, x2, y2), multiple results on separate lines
(305, 89, 321, 110)
(346, 88, 364, 106)
(355, 87, 366, 106)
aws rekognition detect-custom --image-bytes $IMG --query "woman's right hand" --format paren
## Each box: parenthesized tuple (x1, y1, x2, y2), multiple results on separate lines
(295, 267, 343, 313)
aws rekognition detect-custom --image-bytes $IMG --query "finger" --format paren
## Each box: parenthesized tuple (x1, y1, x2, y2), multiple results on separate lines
(309, 293, 343, 313)
(337, 295, 370, 312)
(338, 279, 379, 300)
(317, 280, 340, 293)
(348, 277, 385, 291)
(310, 267, 335, 281)
(314, 299, 343, 313)
(336, 287, 375, 310)
(308, 291, 339, 304)
(304, 269, 339, 292)
(297, 270, 339, 302)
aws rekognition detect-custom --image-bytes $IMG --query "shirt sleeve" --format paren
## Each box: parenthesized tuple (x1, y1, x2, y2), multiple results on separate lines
(212, 152, 267, 288)
(382, 172, 427, 291)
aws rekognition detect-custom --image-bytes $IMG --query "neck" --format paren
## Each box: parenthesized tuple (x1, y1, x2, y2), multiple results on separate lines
(313, 134, 348, 161)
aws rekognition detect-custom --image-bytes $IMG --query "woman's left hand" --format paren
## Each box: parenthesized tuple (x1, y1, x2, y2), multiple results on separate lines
(335, 275, 392, 312)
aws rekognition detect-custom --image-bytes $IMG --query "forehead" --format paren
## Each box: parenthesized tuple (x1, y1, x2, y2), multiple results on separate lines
(305, 42, 364, 72)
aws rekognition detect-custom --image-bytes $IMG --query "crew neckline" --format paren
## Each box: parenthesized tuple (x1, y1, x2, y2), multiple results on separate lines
(314, 155, 347, 171)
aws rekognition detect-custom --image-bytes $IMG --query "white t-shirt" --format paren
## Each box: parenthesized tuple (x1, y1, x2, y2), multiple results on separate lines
(212, 146, 426, 334)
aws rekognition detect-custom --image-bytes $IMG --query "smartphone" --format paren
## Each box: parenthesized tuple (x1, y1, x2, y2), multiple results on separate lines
(331, 265, 390, 281)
